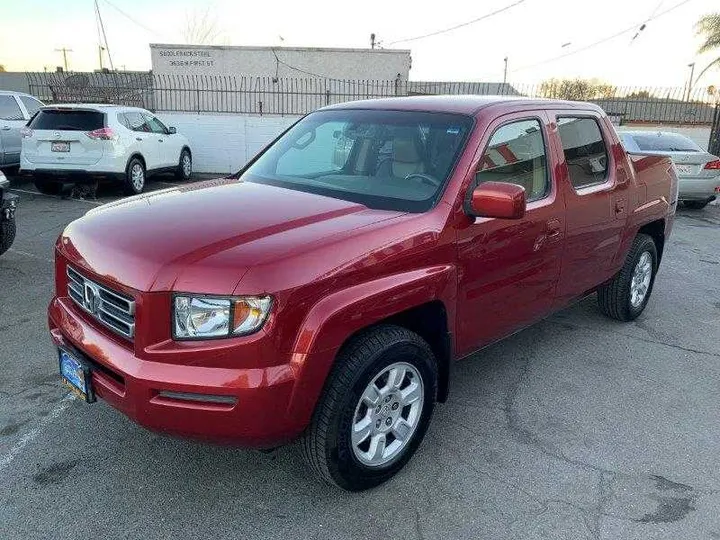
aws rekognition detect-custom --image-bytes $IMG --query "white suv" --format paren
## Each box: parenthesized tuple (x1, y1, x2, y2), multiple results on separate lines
(20, 104, 192, 195)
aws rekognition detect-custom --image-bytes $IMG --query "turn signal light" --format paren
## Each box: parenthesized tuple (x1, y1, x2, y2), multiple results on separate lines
(86, 127, 117, 140)
(704, 160, 720, 170)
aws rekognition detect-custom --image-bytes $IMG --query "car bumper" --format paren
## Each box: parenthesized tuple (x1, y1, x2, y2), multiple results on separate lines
(22, 168, 125, 182)
(48, 296, 306, 448)
(678, 175, 720, 200)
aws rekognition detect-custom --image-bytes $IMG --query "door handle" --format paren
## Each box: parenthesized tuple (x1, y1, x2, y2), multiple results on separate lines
(615, 199, 626, 214)
(1, 126, 10, 131)
(546, 218, 562, 238)
(158, 139, 164, 143)
(136, 137, 143, 141)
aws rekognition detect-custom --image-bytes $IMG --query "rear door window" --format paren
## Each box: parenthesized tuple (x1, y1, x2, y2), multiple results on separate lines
(28, 110, 105, 131)
(124, 112, 151, 132)
(0, 95, 24, 121)
(557, 117, 609, 190)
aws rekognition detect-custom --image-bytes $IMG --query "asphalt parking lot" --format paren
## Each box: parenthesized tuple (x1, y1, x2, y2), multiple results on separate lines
(1, 173, 719, 540)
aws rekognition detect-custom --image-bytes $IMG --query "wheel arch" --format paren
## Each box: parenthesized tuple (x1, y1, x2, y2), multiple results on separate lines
(286, 266, 457, 428)
(126, 152, 146, 171)
(637, 219, 665, 264)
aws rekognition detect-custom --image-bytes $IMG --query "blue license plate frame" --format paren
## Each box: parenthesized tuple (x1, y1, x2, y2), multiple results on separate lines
(58, 348, 96, 403)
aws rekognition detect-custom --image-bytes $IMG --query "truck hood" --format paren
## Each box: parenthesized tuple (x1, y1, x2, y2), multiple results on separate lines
(59, 179, 405, 293)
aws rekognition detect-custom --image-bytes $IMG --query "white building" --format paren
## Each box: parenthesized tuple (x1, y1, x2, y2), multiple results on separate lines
(150, 44, 411, 81)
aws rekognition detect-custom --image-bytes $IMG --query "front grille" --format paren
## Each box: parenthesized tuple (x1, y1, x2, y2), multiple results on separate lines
(66, 266, 136, 340)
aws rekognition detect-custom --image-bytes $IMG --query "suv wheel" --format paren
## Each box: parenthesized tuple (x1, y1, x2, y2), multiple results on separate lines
(301, 325, 437, 491)
(175, 149, 192, 181)
(124, 157, 146, 195)
(597, 233, 658, 321)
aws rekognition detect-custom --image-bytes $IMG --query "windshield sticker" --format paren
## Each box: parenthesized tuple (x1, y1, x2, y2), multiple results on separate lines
(447, 127, 460, 134)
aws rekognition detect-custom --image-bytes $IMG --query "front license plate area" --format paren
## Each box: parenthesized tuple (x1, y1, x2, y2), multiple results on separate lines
(59, 348, 96, 403)
(51, 141, 70, 152)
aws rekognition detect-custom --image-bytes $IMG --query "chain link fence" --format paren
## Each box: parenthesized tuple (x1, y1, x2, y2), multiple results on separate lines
(26, 72, 720, 126)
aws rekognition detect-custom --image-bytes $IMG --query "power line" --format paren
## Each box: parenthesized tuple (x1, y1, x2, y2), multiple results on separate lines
(99, 0, 165, 39)
(511, 0, 693, 73)
(630, 0, 665, 44)
(387, 0, 526, 46)
(273, 52, 345, 81)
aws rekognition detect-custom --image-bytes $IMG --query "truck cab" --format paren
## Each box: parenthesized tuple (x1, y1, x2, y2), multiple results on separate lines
(48, 96, 676, 491)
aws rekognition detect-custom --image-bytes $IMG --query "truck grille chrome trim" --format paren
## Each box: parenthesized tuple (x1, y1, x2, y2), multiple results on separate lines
(66, 266, 135, 340)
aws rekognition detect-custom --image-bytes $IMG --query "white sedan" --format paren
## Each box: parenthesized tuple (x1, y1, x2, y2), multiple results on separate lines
(20, 104, 192, 195)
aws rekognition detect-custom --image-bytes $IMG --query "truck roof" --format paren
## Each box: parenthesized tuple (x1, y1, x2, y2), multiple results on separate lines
(323, 95, 604, 116)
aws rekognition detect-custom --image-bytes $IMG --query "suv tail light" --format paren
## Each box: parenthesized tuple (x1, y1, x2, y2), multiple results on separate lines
(86, 127, 117, 141)
(704, 159, 720, 170)
(20, 127, 33, 138)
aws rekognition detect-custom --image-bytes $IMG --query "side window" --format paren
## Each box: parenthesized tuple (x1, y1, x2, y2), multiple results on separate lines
(19, 96, 43, 118)
(276, 121, 351, 175)
(476, 118, 549, 202)
(0, 95, 24, 121)
(143, 113, 168, 134)
(117, 113, 130, 129)
(124, 112, 150, 132)
(557, 117, 608, 189)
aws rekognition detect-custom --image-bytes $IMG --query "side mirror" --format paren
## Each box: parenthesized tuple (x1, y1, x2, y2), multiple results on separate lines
(465, 181, 526, 219)
(168, 126, 177, 134)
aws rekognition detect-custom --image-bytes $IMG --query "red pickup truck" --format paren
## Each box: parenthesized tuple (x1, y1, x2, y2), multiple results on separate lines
(49, 96, 677, 490)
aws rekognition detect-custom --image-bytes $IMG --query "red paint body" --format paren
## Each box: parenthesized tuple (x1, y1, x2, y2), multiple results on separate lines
(48, 96, 677, 447)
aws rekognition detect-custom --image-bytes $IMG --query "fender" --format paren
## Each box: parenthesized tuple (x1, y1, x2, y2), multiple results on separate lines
(283, 264, 457, 427)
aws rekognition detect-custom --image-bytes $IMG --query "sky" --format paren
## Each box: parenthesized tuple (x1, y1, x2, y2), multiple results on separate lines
(1, 0, 719, 89)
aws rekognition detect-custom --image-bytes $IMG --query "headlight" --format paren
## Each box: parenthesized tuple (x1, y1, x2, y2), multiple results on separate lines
(173, 295, 272, 340)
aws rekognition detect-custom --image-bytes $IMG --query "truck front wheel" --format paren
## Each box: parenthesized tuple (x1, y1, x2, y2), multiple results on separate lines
(300, 325, 438, 491)
(597, 233, 658, 321)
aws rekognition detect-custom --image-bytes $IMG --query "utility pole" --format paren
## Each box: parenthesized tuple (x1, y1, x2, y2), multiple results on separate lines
(371, 33, 376, 49)
(503, 57, 508, 85)
(98, 45, 105, 71)
(55, 47, 72, 71)
(685, 62, 696, 102)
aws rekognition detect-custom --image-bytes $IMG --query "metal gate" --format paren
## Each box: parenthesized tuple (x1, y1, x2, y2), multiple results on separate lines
(710, 103, 720, 156)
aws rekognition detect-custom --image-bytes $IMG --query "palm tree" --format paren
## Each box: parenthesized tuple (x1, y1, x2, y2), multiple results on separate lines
(695, 14, 720, 85)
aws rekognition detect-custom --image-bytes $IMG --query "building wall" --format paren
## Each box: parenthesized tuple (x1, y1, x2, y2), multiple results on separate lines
(158, 112, 716, 175)
(150, 44, 411, 81)
(159, 112, 298, 173)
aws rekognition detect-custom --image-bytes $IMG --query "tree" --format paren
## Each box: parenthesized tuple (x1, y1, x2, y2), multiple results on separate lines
(538, 78, 616, 100)
(627, 90, 651, 98)
(694, 13, 720, 85)
(183, 7, 223, 45)
(0, 65, 5, 72)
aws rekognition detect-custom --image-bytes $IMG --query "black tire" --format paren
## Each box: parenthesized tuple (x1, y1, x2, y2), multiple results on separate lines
(684, 200, 709, 210)
(175, 149, 192, 181)
(33, 177, 63, 196)
(124, 157, 146, 195)
(300, 324, 438, 491)
(597, 233, 658, 321)
(0, 219, 16, 256)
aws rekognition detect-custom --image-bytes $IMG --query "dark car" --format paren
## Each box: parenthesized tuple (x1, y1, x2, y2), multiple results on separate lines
(0, 169, 18, 255)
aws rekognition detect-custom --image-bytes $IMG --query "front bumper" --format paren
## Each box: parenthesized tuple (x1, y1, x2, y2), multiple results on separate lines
(678, 175, 720, 201)
(48, 296, 306, 447)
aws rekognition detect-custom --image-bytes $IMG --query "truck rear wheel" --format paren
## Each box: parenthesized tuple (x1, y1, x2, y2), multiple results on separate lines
(300, 325, 437, 491)
(597, 233, 657, 321)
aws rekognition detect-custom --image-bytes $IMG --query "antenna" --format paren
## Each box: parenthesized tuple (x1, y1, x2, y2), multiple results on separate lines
(54, 48, 73, 71)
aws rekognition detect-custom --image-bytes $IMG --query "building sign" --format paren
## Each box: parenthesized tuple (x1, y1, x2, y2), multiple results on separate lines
(157, 49, 215, 69)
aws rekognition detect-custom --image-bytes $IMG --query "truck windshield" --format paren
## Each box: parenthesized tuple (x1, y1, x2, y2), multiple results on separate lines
(242, 109, 473, 212)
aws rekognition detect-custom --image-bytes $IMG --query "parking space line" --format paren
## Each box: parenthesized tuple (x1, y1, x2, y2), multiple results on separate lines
(9, 188, 104, 206)
(155, 181, 181, 187)
(8, 248, 54, 263)
(0, 394, 75, 473)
